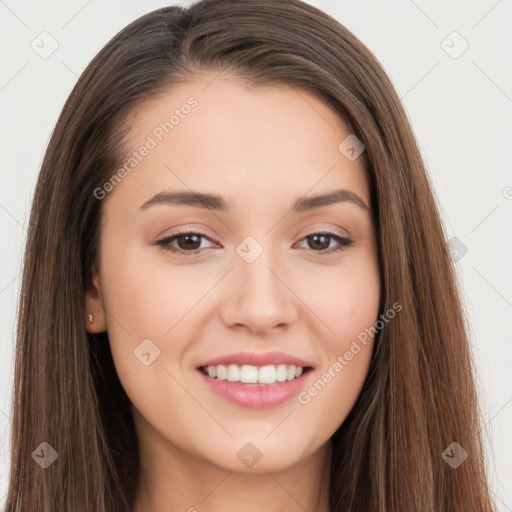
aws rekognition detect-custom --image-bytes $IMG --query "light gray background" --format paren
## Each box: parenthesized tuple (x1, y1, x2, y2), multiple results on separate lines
(0, 0, 511, 509)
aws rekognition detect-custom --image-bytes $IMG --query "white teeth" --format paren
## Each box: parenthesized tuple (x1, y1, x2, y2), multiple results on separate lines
(276, 364, 288, 382)
(202, 363, 307, 384)
(216, 365, 227, 380)
(240, 365, 258, 383)
(226, 364, 240, 382)
(258, 365, 276, 384)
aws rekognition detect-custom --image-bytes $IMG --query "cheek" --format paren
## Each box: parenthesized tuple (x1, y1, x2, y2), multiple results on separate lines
(99, 242, 224, 388)
(98, 246, 202, 430)
(100, 242, 203, 336)
(98, 244, 178, 372)
(295, 253, 380, 423)
(302, 251, 381, 346)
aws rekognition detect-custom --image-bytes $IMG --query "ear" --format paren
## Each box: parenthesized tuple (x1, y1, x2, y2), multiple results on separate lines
(85, 267, 107, 333)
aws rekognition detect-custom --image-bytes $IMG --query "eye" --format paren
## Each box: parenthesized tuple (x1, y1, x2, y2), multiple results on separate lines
(156, 230, 217, 255)
(294, 231, 354, 255)
(156, 230, 354, 256)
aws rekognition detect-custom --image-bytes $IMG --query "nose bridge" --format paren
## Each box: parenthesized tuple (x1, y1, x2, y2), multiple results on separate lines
(240, 238, 280, 296)
(220, 232, 297, 332)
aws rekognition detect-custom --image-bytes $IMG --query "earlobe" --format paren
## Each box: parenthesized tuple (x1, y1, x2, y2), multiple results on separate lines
(85, 272, 107, 333)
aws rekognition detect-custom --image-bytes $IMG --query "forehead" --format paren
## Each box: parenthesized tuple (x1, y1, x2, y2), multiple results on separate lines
(107, 73, 370, 214)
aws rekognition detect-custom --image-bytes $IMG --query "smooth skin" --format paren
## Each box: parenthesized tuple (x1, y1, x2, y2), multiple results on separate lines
(85, 72, 381, 512)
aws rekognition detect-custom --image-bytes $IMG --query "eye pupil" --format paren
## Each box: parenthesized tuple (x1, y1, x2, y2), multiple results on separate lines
(178, 233, 202, 250)
(308, 234, 330, 251)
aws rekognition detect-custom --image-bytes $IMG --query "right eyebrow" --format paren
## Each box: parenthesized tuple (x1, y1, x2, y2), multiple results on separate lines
(139, 190, 229, 211)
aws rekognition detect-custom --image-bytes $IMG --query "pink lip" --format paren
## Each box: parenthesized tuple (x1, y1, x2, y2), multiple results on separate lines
(198, 351, 313, 368)
(197, 369, 313, 408)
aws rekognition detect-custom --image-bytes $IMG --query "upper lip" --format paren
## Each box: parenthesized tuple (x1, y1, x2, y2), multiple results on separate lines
(198, 351, 314, 368)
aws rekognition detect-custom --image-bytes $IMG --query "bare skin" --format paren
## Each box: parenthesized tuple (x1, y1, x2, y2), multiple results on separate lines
(85, 72, 381, 512)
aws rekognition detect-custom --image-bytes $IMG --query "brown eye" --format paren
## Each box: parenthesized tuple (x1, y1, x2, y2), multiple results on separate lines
(296, 231, 354, 255)
(156, 231, 216, 254)
(174, 233, 202, 251)
(307, 234, 331, 251)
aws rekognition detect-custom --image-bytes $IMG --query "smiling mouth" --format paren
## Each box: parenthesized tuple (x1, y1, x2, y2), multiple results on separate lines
(198, 364, 313, 386)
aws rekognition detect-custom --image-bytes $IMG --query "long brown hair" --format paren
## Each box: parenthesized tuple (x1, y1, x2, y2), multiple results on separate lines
(5, 1, 497, 510)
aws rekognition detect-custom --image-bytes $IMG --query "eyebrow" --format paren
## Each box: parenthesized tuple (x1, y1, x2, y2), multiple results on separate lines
(139, 188, 370, 213)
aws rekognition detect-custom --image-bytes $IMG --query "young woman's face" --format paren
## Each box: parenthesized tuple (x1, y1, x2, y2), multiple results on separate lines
(87, 73, 380, 473)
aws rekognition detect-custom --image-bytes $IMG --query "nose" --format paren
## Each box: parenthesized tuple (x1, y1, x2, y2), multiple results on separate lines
(219, 248, 298, 335)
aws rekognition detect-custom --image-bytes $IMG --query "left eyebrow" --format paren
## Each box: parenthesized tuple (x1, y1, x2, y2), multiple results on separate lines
(139, 188, 370, 213)
(292, 188, 370, 213)
(139, 190, 230, 211)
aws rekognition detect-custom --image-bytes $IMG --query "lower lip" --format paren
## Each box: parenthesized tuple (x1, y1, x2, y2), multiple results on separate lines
(197, 369, 312, 408)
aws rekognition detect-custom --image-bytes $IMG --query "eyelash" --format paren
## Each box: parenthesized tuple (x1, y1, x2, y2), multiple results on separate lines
(156, 229, 354, 256)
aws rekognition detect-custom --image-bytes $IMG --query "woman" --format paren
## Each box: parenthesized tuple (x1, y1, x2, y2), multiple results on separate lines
(4, 0, 497, 510)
